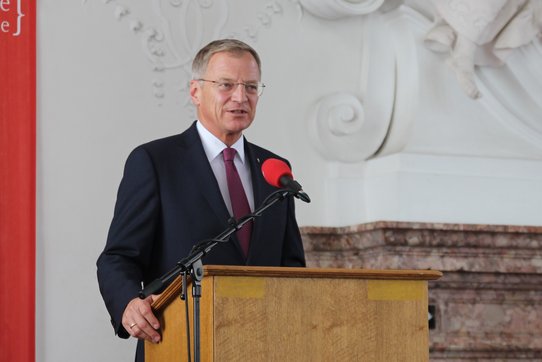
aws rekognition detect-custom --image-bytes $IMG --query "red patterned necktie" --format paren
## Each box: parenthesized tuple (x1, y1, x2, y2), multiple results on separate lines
(222, 147, 252, 256)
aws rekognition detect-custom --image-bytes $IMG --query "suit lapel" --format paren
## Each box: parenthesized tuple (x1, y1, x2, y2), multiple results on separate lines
(180, 122, 231, 228)
(179, 122, 247, 259)
(245, 141, 275, 258)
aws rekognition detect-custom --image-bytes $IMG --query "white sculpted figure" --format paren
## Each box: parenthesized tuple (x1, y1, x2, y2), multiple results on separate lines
(425, 0, 542, 98)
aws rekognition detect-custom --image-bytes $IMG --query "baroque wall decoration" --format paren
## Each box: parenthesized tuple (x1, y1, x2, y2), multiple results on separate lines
(303, 1, 542, 161)
(425, 0, 542, 99)
(305, 4, 422, 162)
(298, 0, 385, 20)
(86, 0, 542, 166)
(87, 0, 288, 107)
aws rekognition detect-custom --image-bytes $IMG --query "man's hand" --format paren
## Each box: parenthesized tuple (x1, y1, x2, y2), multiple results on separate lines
(122, 295, 161, 343)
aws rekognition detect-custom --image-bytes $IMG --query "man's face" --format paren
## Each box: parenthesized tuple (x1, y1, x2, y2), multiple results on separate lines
(190, 51, 261, 146)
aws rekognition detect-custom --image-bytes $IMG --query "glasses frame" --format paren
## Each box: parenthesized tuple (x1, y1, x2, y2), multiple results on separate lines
(197, 79, 266, 97)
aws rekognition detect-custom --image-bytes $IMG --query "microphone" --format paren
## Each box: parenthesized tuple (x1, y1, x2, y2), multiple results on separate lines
(261, 158, 311, 203)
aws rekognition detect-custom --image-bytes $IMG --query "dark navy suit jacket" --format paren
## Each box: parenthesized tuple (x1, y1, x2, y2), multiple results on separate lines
(96, 121, 306, 360)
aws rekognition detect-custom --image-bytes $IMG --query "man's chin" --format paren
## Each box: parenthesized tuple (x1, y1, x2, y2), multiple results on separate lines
(225, 117, 253, 131)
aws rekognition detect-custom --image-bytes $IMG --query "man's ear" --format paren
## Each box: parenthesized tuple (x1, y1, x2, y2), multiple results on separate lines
(189, 80, 201, 106)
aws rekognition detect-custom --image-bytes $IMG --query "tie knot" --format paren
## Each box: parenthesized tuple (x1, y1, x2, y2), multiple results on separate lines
(223, 147, 237, 162)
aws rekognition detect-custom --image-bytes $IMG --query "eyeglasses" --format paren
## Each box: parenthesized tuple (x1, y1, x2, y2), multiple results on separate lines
(197, 79, 266, 97)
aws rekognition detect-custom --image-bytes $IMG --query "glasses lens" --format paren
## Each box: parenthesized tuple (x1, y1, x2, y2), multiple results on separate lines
(200, 79, 265, 96)
(243, 83, 255, 95)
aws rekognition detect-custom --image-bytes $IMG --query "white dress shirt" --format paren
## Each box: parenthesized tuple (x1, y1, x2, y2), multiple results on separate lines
(196, 121, 255, 216)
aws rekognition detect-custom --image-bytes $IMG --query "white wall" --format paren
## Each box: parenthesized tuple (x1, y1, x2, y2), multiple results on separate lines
(37, 0, 542, 361)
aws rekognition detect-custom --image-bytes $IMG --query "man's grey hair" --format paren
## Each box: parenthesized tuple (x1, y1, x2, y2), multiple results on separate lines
(192, 39, 262, 79)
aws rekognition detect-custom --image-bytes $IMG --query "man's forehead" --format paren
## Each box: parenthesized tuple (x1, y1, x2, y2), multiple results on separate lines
(206, 51, 260, 74)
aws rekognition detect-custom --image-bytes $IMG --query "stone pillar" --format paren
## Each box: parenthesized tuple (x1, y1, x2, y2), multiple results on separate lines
(301, 222, 542, 360)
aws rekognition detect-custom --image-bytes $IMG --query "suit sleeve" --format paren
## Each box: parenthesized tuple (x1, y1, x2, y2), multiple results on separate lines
(96, 146, 160, 338)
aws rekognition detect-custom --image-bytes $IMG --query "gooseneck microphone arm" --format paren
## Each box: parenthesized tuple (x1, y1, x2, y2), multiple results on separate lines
(139, 188, 294, 298)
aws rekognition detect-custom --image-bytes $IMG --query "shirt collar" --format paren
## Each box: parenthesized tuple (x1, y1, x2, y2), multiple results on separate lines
(196, 121, 246, 163)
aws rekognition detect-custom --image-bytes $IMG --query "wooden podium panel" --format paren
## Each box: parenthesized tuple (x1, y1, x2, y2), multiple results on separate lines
(146, 266, 442, 361)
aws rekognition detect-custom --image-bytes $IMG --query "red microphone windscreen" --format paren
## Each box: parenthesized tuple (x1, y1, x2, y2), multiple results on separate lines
(261, 158, 293, 188)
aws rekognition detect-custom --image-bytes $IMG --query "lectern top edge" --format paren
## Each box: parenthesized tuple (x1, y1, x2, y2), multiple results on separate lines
(203, 265, 443, 280)
(151, 265, 442, 311)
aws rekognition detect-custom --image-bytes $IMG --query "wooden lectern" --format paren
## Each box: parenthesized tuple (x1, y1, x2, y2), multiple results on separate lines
(146, 265, 441, 361)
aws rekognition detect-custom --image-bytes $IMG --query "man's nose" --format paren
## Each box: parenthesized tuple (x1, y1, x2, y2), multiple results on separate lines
(231, 83, 248, 102)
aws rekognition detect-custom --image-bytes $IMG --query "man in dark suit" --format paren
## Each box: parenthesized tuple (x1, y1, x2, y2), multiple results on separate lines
(96, 39, 306, 361)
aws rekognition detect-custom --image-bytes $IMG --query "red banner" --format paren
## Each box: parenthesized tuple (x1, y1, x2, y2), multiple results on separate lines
(0, 0, 36, 361)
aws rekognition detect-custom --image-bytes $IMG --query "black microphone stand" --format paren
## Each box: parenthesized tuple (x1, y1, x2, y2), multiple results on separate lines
(139, 188, 304, 362)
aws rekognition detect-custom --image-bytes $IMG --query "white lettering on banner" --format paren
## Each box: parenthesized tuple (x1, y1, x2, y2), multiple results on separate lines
(0, 0, 24, 37)
(0, 0, 10, 12)
(0, 0, 9, 11)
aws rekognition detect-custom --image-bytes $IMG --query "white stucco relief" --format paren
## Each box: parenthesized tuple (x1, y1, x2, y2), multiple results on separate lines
(425, 0, 542, 99)
(297, 0, 385, 20)
(301, 0, 542, 159)
(88, 0, 542, 156)
(86, 0, 285, 107)
(301, 3, 420, 162)
(423, 0, 542, 150)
